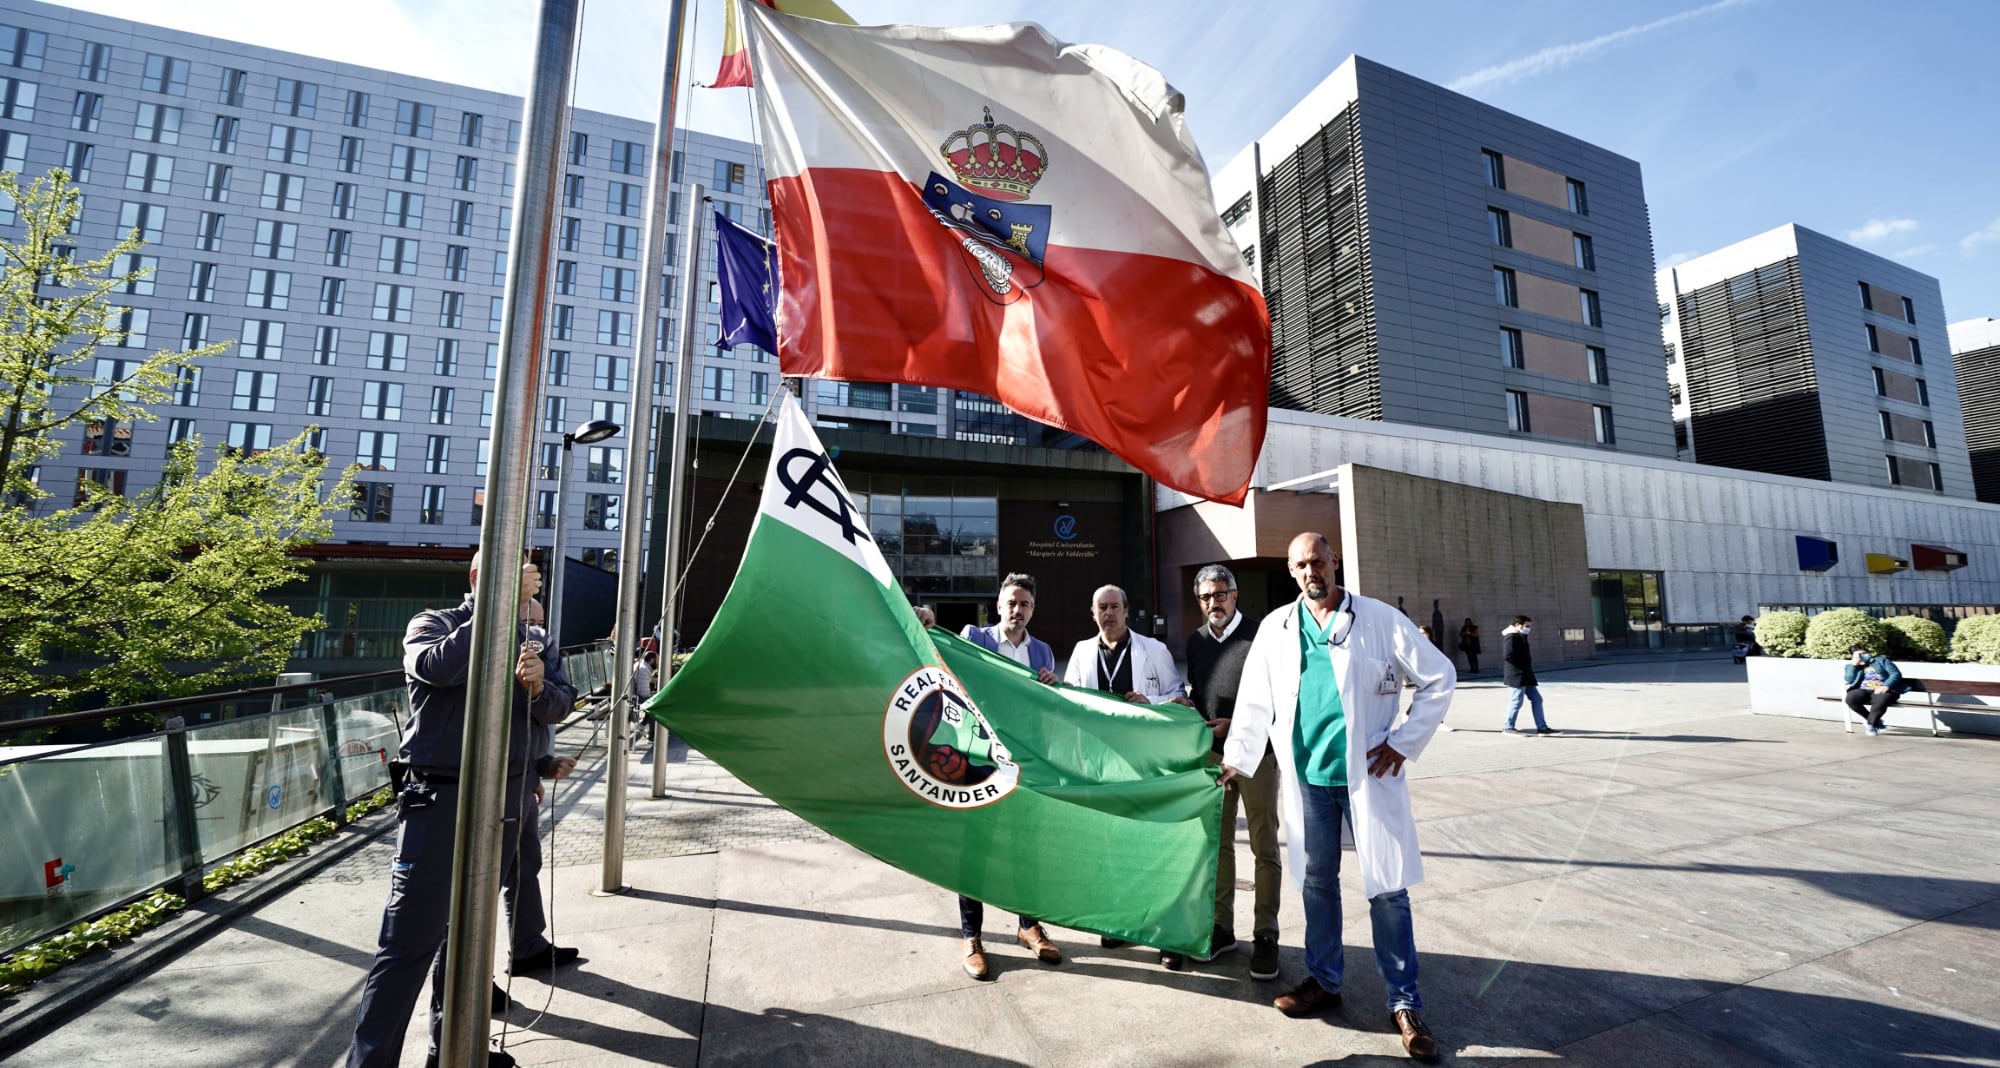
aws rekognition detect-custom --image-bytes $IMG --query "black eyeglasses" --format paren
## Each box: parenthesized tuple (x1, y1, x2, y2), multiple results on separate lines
(1195, 591, 1236, 602)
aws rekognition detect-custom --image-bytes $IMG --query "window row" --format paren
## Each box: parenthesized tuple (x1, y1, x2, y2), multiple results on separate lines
(1493, 266, 1602, 326)
(1505, 389, 1616, 445)
(1858, 281, 1918, 325)
(1481, 148, 1588, 215)
(1885, 455, 1944, 492)
(1486, 207, 1594, 270)
(1498, 327, 1609, 383)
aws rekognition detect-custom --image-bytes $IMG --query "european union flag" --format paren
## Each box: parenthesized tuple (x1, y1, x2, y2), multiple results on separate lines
(715, 212, 778, 355)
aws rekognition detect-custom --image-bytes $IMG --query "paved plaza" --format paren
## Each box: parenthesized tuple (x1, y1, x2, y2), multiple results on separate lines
(8, 657, 1999, 1066)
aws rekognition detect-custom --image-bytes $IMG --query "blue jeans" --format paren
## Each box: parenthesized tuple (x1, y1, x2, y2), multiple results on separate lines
(1506, 685, 1547, 731)
(1301, 783, 1421, 1011)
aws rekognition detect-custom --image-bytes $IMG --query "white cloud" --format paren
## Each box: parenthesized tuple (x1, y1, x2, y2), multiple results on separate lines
(1961, 218, 2000, 256)
(1889, 244, 1936, 260)
(1658, 251, 1700, 269)
(1448, 0, 1754, 94)
(1845, 218, 1918, 244)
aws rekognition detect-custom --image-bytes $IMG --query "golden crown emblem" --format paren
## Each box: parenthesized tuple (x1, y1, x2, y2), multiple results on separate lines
(939, 107, 1048, 202)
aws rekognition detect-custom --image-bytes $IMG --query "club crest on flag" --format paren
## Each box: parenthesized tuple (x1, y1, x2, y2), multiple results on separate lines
(921, 107, 1052, 300)
(882, 665, 1019, 809)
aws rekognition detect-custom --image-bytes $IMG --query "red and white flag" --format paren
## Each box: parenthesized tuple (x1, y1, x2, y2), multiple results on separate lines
(744, 4, 1270, 504)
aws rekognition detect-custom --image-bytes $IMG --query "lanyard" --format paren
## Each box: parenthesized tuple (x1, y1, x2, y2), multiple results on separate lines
(1098, 641, 1130, 691)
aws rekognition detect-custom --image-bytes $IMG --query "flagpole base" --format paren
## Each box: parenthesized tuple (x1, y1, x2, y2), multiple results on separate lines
(590, 886, 631, 897)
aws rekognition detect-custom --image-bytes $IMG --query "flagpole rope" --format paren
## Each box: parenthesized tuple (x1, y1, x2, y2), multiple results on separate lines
(663, 384, 783, 612)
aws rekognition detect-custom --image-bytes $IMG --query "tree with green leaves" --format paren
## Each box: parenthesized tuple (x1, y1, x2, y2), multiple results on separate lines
(0, 170, 352, 711)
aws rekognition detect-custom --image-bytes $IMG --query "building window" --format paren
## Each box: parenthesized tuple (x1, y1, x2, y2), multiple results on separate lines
(379, 235, 420, 274)
(611, 139, 645, 175)
(604, 224, 640, 260)
(567, 131, 588, 166)
(1587, 345, 1609, 384)
(366, 331, 409, 370)
(81, 418, 132, 457)
(492, 252, 508, 286)
(547, 350, 571, 387)
(331, 182, 356, 220)
(210, 115, 237, 153)
(140, 53, 187, 94)
(1487, 208, 1511, 248)
(1499, 327, 1523, 368)
(242, 319, 284, 359)
(134, 103, 182, 144)
(117, 201, 166, 242)
(601, 266, 636, 303)
(1928, 462, 1944, 491)
(231, 369, 279, 412)
(449, 200, 474, 237)
(1901, 296, 1916, 324)
(428, 386, 455, 425)
(434, 338, 459, 376)
(592, 400, 626, 425)
(1573, 233, 1595, 271)
(480, 391, 494, 428)
(1579, 288, 1602, 327)
(597, 310, 633, 346)
(1909, 337, 1922, 365)
(1885, 455, 1902, 485)
(325, 228, 352, 266)
(458, 111, 483, 147)
(202, 162, 231, 202)
(224, 422, 273, 457)
(488, 296, 505, 332)
(537, 441, 563, 480)
(1872, 367, 1887, 396)
(1923, 420, 1937, 448)
(259, 171, 304, 212)
(356, 430, 397, 472)
(554, 259, 578, 296)
(0, 25, 44, 70)
(63, 141, 94, 181)
(395, 99, 434, 137)
(1857, 281, 1872, 310)
(607, 181, 642, 218)
(344, 89, 369, 127)
(313, 325, 340, 365)
(438, 290, 463, 328)
(1878, 411, 1896, 441)
(351, 482, 394, 522)
(562, 173, 586, 209)
(70, 90, 100, 131)
(534, 489, 558, 530)
(416, 485, 445, 525)
(1220, 194, 1251, 227)
(583, 493, 619, 531)
(179, 314, 209, 352)
(1566, 177, 1588, 215)
(105, 308, 148, 347)
(167, 417, 195, 443)
(586, 445, 623, 484)
(245, 268, 290, 309)
(711, 158, 744, 193)
(1865, 323, 1880, 352)
(543, 395, 567, 433)
(702, 366, 736, 403)
(266, 124, 309, 163)
(361, 381, 403, 420)
(425, 435, 450, 473)
(390, 144, 428, 182)
(1918, 379, 1930, 406)
(559, 216, 582, 252)
(454, 154, 478, 191)
(1506, 390, 1530, 433)
(444, 244, 470, 283)
(594, 354, 629, 392)
(1482, 149, 1505, 189)
(79, 41, 111, 82)
(274, 78, 316, 118)
(254, 220, 298, 260)
(170, 365, 201, 406)
(187, 262, 218, 302)
(1593, 405, 1615, 445)
(750, 371, 771, 405)
(1493, 267, 1516, 307)
(305, 375, 334, 417)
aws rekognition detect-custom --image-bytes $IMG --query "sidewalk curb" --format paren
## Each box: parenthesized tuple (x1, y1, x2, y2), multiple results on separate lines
(0, 809, 398, 1059)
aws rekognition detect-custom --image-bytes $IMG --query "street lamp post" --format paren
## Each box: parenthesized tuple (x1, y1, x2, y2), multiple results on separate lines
(544, 418, 621, 648)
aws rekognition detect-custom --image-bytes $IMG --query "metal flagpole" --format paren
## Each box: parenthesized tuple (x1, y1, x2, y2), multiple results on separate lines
(601, 0, 696, 895)
(438, 0, 579, 1060)
(655, 186, 708, 800)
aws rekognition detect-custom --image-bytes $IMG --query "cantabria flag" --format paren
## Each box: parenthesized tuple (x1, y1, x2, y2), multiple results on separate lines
(645, 391, 1218, 952)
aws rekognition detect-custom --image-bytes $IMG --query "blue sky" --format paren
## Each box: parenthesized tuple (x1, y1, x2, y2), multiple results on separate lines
(63, 0, 2000, 325)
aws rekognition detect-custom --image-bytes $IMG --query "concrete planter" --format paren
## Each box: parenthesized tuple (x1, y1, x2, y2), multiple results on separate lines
(1746, 655, 2000, 736)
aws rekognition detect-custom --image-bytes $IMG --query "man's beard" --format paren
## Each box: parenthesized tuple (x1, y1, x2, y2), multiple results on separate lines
(1305, 578, 1329, 600)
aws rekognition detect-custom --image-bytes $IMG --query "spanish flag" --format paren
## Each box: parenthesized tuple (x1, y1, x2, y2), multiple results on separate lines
(712, 0, 855, 88)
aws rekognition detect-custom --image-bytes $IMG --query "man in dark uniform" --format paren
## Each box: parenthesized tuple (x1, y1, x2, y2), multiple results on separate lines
(347, 554, 575, 1068)
(1185, 564, 1281, 980)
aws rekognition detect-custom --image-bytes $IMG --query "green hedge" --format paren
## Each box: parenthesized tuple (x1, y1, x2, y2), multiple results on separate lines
(1950, 615, 2000, 664)
(1804, 608, 1887, 659)
(1754, 611, 1809, 658)
(1881, 616, 1948, 661)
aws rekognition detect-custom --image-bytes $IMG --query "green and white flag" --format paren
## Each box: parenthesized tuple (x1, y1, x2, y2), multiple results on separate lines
(646, 392, 1218, 952)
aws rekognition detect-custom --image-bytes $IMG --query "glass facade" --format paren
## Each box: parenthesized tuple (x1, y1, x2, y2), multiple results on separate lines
(1590, 569, 1663, 649)
(850, 476, 1000, 597)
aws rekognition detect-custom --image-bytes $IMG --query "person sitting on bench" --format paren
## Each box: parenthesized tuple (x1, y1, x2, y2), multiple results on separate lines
(1843, 644, 1910, 736)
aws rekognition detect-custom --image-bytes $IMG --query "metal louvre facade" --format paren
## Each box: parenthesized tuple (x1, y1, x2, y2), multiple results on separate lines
(1957, 342, 2000, 504)
(1676, 258, 1831, 482)
(1258, 104, 1380, 420)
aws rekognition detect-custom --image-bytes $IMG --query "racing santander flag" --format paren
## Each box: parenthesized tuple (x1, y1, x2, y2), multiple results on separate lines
(742, 3, 1271, 505)
(645, 391, 1219, 953)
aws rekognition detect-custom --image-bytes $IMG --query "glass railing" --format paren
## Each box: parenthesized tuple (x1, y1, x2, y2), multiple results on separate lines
(0, 642, 608, 957)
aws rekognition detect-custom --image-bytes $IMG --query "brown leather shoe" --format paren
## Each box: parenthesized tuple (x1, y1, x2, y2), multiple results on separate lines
(1394, 1008, 1440, 1062)
(1273, 976, 1339, 1017)
(1016, 923, 1062, 964)
(962, 936, 990, 981)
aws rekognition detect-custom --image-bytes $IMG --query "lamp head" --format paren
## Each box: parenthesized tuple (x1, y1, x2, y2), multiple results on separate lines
(571, 419, 621, 445)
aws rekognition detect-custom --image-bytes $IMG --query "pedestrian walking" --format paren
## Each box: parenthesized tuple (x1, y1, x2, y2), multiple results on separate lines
(1501, 615, 1556, 735)
(1457, 619, 1481, 674)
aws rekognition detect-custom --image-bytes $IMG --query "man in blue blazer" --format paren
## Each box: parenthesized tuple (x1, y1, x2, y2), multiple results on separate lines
(952, 573, 1061, 979)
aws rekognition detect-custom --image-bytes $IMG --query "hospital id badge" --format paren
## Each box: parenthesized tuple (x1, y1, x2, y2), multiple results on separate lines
(1378, 666, 1400, 695)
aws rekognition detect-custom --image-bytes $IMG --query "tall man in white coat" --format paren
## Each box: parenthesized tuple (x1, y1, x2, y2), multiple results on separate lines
(1220, 532, 1454, 1063)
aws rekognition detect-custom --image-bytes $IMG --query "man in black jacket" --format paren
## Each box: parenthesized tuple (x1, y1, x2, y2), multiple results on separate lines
(1184, 564, 1282, 979)
(347, 554, 576, 1068)
(1502, 615, 1557, 736)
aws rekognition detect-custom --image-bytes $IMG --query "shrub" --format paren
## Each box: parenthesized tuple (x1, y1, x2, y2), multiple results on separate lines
(1804, 608, 1886, 660)
(1754, 611, 1809, 658)
(1949, 614, 2000, 664)
(1880, 616, 1947, 661)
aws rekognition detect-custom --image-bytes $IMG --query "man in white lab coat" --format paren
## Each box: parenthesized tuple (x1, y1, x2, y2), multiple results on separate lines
(1221, 532, 1454, 1063)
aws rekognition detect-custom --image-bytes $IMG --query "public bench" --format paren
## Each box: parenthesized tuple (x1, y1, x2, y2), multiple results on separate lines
(1816, 677, 2000, 736)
